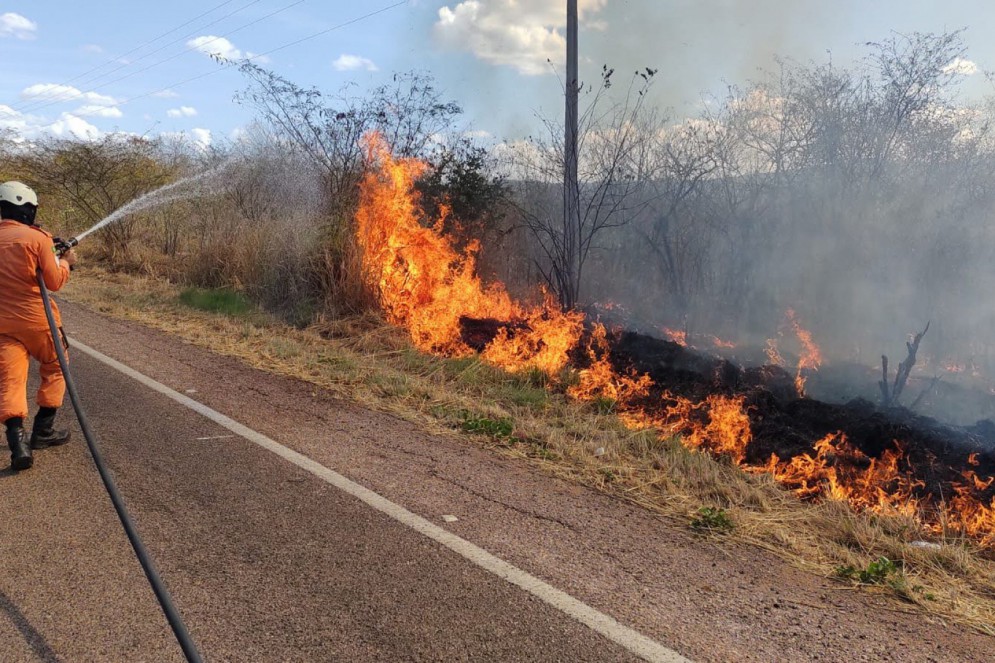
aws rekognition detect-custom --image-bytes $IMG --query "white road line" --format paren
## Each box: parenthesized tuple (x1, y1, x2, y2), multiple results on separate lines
(70, 338, 691, 663)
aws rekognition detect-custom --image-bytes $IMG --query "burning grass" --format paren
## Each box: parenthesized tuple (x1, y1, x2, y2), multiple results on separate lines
(62, 266, 995, 634)
(351, 133, 995, 548)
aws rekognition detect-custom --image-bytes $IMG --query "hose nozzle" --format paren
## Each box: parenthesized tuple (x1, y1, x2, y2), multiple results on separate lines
(54, 237, 78, 257)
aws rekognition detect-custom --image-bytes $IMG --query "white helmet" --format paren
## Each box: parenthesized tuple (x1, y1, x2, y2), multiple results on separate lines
(0, 181, 38, 207)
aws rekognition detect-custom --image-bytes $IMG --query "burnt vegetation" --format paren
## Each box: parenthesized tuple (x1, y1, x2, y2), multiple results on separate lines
(591, 325, 995, 531)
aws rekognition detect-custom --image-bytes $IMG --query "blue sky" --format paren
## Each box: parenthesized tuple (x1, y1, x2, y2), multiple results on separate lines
(3, 1, 995, 148)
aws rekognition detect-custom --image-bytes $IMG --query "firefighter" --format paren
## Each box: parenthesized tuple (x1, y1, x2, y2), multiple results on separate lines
(0, 181, 77, 471)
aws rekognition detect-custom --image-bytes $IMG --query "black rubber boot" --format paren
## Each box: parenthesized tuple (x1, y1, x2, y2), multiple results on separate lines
(6, 419, 32, 471)
(29, 407, 71, 450)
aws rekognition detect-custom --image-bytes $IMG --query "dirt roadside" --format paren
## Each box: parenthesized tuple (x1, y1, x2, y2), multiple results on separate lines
(44, 296, 992, 662)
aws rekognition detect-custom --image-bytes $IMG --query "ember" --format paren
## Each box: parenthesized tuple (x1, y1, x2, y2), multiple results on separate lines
(712, 336, 737, 349)
(662, 327, 688, 347)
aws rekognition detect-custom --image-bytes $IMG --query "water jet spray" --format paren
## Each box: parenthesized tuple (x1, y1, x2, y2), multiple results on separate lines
(54, 159, 237, 256)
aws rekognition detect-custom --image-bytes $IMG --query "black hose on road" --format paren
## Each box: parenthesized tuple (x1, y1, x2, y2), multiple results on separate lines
(36, 271, 204, 663)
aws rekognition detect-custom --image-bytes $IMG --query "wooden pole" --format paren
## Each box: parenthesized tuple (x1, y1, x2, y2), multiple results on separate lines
(563, 0, 579, 309)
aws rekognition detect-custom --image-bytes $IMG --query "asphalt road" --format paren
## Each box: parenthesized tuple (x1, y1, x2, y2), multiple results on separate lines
(2, 300, 991, 662)
(0, 345, 656, 661)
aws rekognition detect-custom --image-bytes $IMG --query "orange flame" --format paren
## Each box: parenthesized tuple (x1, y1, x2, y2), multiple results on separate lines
(662, 327, 688, 347)
(786, 308, 822, 395)
(711, 336, 737, 349)
(940, 487, 995, 546)
(763, 434, 922, 517)
(663, 393, 753, 464)
(355, 134, 582, 374)
(932, 451, 995, 545)
(765, 338, 784, 366)
(596, 301, 625, 311)
(568, 323, 653, 402)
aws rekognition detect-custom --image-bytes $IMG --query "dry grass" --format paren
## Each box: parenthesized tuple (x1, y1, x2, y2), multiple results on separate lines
(62, 267, 995, 635)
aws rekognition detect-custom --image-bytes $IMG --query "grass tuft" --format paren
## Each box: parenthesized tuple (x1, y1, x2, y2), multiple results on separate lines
(836, 556, 901, 585)
(179, 287, 253, 317)
(691, 506, 735, 533)
(459, 413, 514, 439)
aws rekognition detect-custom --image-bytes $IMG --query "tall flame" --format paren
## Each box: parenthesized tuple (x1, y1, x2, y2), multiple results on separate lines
(355, 134, 582, 374)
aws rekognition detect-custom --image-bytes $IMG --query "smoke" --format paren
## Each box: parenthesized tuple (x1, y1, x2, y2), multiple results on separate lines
(493, 28, 995, 425)
(371, 5, 995, 423)
(426, 0, 856, 138)
(578, 0, 852, 114)
(560, 32, 995, 425)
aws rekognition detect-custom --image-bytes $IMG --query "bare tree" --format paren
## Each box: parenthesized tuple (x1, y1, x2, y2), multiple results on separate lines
(867, 30, 968, 178)
(235, 63, 464, 221)
(510, 67, 658, 309)
(641, 117, 721, 316)
(21, 135, 178, 259)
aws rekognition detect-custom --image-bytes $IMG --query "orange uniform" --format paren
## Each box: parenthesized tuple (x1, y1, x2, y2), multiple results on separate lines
(0, 219, 72, 422)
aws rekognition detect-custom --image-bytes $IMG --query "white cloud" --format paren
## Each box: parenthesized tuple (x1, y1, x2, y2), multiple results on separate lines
(0, 105, 107, 142)
(943, 57, 978, 76)
(186, 35, 268, 63)
(153, 89, 180, 98)
(434, 0, 607, 76)
(162, 128, 212, 150)
(0, 105, 30, 134)
(75, 104, 123, 118)
(191, 128, 212, 148)
(188, 35, 243, 60)
(21, 83, 117, 107)
(47, 113, 101, 141)
(0, 12, 37, 40)
(333, 54, 379, 72)
(167, 106, 198, 118)
(82, 44, 103, 54)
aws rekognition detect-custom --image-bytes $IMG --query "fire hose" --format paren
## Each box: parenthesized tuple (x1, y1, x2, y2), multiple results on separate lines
(36, 264, 203, 663)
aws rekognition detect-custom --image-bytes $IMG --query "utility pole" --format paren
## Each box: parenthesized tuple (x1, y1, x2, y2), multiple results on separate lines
(563, 0, 579, 310)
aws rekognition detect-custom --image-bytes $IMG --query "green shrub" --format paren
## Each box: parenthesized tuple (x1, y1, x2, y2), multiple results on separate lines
(690, 506, 734, 533)
(836, 556, 902, 585)
(179, 287, 253, 316)
(459, 414, 514, 439)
